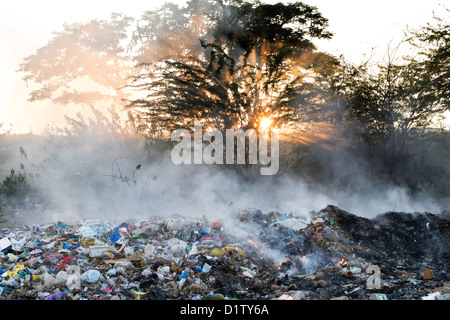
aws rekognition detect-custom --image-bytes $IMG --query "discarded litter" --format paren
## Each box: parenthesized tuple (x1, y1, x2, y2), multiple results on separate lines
(78, 220, 113, 238)
(421, 292, 441, 300)
(0, 238, 11, 251)
(0, 205, 448, 300)
(369, 293, 388, 300)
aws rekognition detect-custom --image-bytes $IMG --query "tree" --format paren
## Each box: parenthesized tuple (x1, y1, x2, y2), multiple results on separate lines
(18, 13, 135, 128)
(129, 0, 217, 65)
(126, 0, 335, 134)
(18, 0, 336, 136)
(408, 8, 450, 110)
(334, 11, 450, 179)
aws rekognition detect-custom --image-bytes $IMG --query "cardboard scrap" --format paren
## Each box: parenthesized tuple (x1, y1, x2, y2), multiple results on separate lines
(104, 255, 142, 264)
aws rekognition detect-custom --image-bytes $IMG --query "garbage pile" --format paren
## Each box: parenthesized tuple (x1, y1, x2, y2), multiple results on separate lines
(0, 205, 449, 300)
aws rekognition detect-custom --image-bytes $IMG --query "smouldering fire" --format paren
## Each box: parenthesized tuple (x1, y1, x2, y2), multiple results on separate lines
(337, 258, 348, 267)
(247, 239, 266, 260)
(277, 257, 292, 270)
(247, 239, 259, 249)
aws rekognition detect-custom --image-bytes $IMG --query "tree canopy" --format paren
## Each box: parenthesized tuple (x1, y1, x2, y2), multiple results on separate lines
(15, 1, 450, 205)
(126, 0, 336, 133)
(18, 0, 448, 140)
(18, 13, 134, 106)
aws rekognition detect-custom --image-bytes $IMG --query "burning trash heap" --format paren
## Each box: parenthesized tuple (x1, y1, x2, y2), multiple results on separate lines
(0, 205, 449, 300)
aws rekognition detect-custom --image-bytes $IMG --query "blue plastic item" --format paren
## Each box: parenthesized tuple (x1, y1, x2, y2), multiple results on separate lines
(109, 231, 121, 243)
(179, 270, 188, 280)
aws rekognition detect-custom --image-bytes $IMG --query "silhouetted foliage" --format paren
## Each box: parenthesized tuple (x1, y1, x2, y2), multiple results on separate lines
(126, 0, 336, 133)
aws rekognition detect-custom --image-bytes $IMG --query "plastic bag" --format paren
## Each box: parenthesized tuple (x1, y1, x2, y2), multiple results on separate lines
(78, 220, 113, 238)
(44, 291, 69, 300)
(43, 272, 58, 289)
(144, 243, 155, 257)
(88, 245, 116, 258)
(55, 271, 70, 284)
(66, 265, 81, 290)
(167, 238, 188, 254)
(81, 269, 102, 283)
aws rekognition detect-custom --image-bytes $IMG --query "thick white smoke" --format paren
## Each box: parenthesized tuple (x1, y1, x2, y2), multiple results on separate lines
(0, 132, 442, 228)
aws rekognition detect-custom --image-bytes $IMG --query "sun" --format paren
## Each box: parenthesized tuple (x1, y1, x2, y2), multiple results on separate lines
(259, 117, 272, 131)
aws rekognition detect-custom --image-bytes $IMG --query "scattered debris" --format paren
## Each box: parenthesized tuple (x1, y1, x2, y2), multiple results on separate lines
(0, 205, 448, 300)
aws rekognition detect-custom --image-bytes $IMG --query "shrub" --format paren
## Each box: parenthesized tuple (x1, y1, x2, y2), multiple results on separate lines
(0, 169, 30, 199)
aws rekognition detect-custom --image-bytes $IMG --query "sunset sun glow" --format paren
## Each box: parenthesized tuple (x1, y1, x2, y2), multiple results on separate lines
(259, 117, 272, 131)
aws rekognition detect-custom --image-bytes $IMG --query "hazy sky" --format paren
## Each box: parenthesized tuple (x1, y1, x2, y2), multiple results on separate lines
(0, 0, 447, 134)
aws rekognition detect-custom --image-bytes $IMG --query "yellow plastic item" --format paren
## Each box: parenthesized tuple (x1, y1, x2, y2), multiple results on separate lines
(7, 264, 25, 279)
(80, 238, 96, 247)
(206, 246, 245, 257)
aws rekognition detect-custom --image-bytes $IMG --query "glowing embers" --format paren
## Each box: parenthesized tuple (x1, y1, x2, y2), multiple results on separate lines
(247, 239, 267, 260)
(337, 258, 348, 267)
(246, 236, 318, 275)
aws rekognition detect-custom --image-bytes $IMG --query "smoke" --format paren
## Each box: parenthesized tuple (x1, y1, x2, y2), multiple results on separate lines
(0, 128, 442, 229)
(0, 121, 445, 277)
(1, 1, 446, 230)
(301, 134, 444, 218)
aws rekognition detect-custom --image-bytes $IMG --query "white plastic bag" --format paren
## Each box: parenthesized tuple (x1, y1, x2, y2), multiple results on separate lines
(81, 269, 102, 283)
(78, 220, 113, 238)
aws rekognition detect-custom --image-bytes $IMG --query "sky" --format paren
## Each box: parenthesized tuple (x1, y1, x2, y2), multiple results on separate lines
(0, 0, 448, 134)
